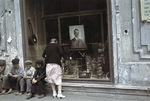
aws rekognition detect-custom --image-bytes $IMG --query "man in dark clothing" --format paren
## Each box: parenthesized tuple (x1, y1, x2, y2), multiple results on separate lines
(70, 29, 86, 48)
(2, 58, 24, 94)
(26, 60, 46, 99)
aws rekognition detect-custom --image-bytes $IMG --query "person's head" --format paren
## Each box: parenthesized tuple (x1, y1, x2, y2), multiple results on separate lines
(74, 29, 79, 38)
(0, 60, 6, 74)
(11, 58, 19, 68)
(35, 60, 44, 68)
(50, 38, 58, 43)
(25, 60, 32, 69)
(0, 60, 6, 67)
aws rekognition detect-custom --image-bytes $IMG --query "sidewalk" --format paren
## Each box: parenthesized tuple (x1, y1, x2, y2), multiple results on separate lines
(0, 91, 149, 101)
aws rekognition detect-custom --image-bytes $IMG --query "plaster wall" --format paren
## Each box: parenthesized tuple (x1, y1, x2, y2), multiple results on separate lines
(112, 0, 150, 86)
(0, 0, 24, 73)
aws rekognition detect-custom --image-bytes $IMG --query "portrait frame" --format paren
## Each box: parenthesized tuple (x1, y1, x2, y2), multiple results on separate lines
(69, 25, 86, 49)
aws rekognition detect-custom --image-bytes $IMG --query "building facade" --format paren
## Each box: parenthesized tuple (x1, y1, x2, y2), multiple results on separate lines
(0, 0, 150, 95)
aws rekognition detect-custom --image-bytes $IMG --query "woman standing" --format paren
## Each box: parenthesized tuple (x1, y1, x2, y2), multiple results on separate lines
(42, 38, 65, 99)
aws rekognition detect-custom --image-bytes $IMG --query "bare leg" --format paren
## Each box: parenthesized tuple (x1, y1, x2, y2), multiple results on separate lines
(51, 83, 57, 97)
(57, 85, 65, 99)
(58, 85, 62, 94)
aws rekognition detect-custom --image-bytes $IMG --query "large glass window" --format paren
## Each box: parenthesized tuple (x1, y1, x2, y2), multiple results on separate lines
(60, 17, 79, 45)
(43, 0, 106, 15)
(25, 0, 110, 81)
(45, 19, 58, 44)
(44, 0, 79, 15)
(80, 15, 102, 43)
(57, 13, 109, 80)
(80, 0, 106, 11)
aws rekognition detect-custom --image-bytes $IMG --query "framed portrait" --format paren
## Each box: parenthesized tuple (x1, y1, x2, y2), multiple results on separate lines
(69, 25, 86, 49)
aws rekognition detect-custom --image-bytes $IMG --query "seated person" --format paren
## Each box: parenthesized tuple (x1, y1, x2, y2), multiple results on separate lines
(26, 60, 46, 99)
(2, 58, 24, 94)
(0, 60, 6, 93)
(19, 60, 35, 95)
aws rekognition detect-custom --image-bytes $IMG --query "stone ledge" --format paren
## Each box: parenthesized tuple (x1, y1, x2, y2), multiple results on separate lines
(63, 82, 150, 89)
(62, 83, 150, 96)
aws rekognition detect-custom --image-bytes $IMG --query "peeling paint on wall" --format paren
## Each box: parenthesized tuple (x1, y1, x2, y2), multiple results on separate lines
(0, 0, 24, 74)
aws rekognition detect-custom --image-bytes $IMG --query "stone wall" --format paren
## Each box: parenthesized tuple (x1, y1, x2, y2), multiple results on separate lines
(0, 0, 24, 74)
(112, 0, 150, 86)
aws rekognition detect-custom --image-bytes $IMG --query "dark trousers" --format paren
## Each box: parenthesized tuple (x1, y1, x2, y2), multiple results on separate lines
(0, 79, 2, 92)
(31, 80, 45, 95)
(20, 78, 32, 92)
(3, 76, 22, 91)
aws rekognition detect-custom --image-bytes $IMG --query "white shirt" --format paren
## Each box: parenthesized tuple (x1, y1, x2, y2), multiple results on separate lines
(24, 66, 35, 78)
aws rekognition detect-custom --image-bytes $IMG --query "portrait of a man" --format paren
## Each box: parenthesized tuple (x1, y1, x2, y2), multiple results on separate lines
(69, 25, 86, 49)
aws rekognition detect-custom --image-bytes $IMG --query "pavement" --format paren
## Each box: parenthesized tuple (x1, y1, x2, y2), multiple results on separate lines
(0, 90, 150, 101)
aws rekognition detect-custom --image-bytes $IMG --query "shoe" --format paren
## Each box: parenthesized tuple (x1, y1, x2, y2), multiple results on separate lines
(15, 91, 19, 96)
(19, 92, 23, 96)
(38, 94, 46, 99)
(6, 89, 12, 94)
(0, 90, 5, 95)
(26, 93, 34, 99)
(1, 90, 6, 94)
(16, 91, 23, 96)
(57, 94, 65, 99)
(26, 92, 31, 96)
(53, 93, 57, 98)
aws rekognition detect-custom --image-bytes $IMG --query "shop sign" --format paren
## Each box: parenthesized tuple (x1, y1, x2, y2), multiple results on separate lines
(140, 0, 150, 22)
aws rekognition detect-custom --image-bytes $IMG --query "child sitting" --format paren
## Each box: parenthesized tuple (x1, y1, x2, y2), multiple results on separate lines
(19, 60, 35, 95)
(26, 60, 46, 99)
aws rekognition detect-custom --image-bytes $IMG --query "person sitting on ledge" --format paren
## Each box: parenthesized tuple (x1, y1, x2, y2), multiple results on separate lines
(0, 60, 6, 93)
(1, 58, 24, 95)
(26, 60, 46, 99)
(19, 60, 35, 96)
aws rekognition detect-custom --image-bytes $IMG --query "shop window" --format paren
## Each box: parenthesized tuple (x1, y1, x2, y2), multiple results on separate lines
(44, 0, 58, 15)
(80, 0, 106, 11)
(60, 17, 79, 45)
(43, 0, 109, 80)
(44, 0, 79, 15)
(60, 14, 102, 45)
(43, 0, 106, 15)
(103, 12, 108, 41)
(45, 19, 58, 44)
(24, 0, 110, 81)
(58, 13, 110, 80)
(80, 14, 102, 43)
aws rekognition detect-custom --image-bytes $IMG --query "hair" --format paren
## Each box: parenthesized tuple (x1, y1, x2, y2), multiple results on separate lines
(74, 29, 79, 33)
(50, 38, 58, 43)
(0, 60, 6, 66)
(11, 58, 19, 65)
(35, 60, 44, 66)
